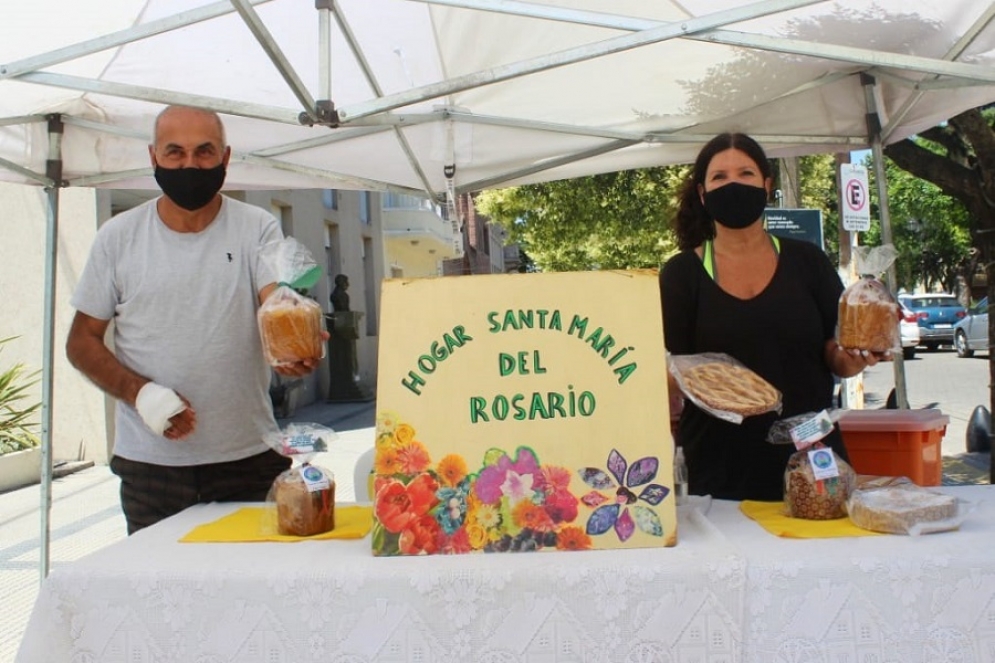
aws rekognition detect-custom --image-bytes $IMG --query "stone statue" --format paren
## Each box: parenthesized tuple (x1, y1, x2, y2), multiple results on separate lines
(326, 273, 368, 401)
(330, 274, 350, 312)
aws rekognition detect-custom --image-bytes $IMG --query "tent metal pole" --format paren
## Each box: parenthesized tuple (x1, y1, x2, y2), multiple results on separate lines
(337, 0, 821, 122)
(317, 1, 332, 100)
(880, 3, 995, 143)
(406, 0, 995, 85)
(39, 113, 65, 581)
(861, 74, 909, 410)
(329, 0, 435, 197)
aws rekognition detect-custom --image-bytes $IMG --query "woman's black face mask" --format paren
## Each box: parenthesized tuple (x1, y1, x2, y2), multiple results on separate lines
(154, 164, 226, 211)
(703, 181, 768, 230)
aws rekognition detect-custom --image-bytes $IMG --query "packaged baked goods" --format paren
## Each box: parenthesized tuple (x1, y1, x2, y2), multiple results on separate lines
(783, 442, 856, 520)
(845, 477, 967, 535)
(257, 237, 326, 367)
(271, 465, 336, 536)
(669, 352, 782, 424)
(836, 245, 900, 354)
(262, 423, 338, 536)
(260, 288, 324, 366)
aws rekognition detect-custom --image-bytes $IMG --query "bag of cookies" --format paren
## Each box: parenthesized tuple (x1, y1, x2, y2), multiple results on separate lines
(782, 441, 856, 520)
(845, 477, 970, 535)
(766, 409, 855, 519)
(837, 245, 900, 354)
(261, 423, 339, 536)
(669, 352, 782, 424)
(257, 237, 326, 367)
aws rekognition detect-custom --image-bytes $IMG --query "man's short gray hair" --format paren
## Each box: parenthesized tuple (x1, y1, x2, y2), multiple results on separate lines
(150, 105, 227, 148)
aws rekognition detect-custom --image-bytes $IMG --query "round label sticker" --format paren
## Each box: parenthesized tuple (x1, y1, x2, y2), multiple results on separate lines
(811, 449, 833, 469)
(302, 466, 325, 481)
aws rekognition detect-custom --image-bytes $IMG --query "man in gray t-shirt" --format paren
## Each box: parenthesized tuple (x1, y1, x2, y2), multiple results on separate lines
(67, 105, 324, 534)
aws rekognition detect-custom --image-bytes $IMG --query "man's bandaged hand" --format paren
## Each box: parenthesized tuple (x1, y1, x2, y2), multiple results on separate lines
(136, 382, 187, 435)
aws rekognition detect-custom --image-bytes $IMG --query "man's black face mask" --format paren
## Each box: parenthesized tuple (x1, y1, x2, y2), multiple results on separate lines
(154, 164, 226, 211)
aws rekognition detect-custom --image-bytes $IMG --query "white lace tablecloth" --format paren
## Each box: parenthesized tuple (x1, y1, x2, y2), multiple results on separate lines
(16, 500, 745, 663)
(708, 485, 995, 663)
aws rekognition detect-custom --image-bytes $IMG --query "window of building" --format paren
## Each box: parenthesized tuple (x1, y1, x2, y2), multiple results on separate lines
(272, 202, 293, 237)
(322, 189, 338, 210)
(359, 191, 371, 225)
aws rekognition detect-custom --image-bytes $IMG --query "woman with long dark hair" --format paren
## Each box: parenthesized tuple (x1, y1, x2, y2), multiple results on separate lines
(661, 133, 876, 501)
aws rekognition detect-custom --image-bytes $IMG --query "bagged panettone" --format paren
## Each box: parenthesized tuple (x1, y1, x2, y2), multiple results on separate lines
(270, 464, 336, 536)
(257, 237, 326, 367)
(261, 423, 338, 536)
(767, 410, 854, 520)
(260, 288, 324, 366)
(837, 245, 900, 354)
(784, 442, 856, 520)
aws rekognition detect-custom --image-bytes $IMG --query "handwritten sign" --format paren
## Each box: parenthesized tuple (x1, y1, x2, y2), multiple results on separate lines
(371, 270, 676, 555)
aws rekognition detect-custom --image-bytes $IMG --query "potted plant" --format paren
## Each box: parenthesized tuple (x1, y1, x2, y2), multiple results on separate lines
(0, 336, 42, 493)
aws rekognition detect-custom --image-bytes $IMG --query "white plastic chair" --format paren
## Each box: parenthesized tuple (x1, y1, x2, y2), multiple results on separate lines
(353, 447, 375, 502)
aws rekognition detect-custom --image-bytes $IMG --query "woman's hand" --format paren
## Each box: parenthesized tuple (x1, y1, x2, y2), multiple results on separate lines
(827, 340, 890, 378)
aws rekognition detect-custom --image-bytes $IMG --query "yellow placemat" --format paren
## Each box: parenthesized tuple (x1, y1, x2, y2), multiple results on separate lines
(180, 505, 373, 543)
(740, 501, 883, 538)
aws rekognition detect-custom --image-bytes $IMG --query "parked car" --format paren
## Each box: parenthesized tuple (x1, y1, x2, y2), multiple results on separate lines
(954, 297, 989, 358)
(899, 303, 920, 359)
(898, 293, 967, 351)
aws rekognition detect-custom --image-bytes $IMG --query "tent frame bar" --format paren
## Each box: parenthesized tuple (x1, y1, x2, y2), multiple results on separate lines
(861, 74, 909, 410)
(881, 3, 995, 142)
(39, 113, 64, 580)
(411, 0, 995, 84)
(230, 0, 325, 125)
(0, 0, 275, 79)
(329, 0, 436, 197)
(337, 0, 820, 122)
(13, 72, 303, 125)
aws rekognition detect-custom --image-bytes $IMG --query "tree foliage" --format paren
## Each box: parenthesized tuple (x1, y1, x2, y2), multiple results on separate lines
(863, 156, 972, 294)
(796, 153, 840, 259)
(476, 167, 687, 272)
(883, 105, 995, 299)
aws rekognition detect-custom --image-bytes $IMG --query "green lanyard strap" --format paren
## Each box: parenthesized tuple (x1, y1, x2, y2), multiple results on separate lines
(702, 235, 780, 281)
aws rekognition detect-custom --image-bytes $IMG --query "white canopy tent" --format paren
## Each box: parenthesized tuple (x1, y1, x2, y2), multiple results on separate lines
(2, 0, 995, 195)
(2, 0, 994, 577)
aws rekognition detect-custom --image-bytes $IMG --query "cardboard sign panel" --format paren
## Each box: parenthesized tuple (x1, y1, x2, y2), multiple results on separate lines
(371, 270, 676, 556)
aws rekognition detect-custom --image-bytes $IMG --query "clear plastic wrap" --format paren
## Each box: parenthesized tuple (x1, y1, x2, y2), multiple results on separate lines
(257, 237, 326, 367)
(261, 423, 338, 536)
(845, 476, 972, 535)
(837, 245, 900, 354)
(669, 352, 782, 424)
(783, 441, 856, 520)
(766, 409, 843, 447)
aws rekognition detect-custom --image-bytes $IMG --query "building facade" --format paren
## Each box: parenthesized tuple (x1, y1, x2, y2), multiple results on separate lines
(4, 184, 515, 465)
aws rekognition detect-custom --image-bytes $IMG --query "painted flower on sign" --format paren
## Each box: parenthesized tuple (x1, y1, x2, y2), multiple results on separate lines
(579, 449, 668, 542)
(370, 412, 665, 556)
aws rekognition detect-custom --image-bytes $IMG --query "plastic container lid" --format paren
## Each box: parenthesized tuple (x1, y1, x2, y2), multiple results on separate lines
(837, 408, 949, 432)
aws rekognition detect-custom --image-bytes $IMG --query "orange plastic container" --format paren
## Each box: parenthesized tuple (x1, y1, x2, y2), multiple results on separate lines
(837, 409, 949, 486)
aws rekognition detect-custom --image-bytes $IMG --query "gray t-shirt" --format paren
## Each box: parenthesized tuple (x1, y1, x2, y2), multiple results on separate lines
(71, 196, 283, 466)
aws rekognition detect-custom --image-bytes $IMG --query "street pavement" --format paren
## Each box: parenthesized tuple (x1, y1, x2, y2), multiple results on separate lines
(1, 352, 991, 661)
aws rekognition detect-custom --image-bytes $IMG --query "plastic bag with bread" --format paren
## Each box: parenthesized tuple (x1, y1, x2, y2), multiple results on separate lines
(261, 423, 339, 536)
(783, 442, 856, 520)
(767, 409, 855, 519)
(257, 237, 326, 367)
(836, 245, 900, 355)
